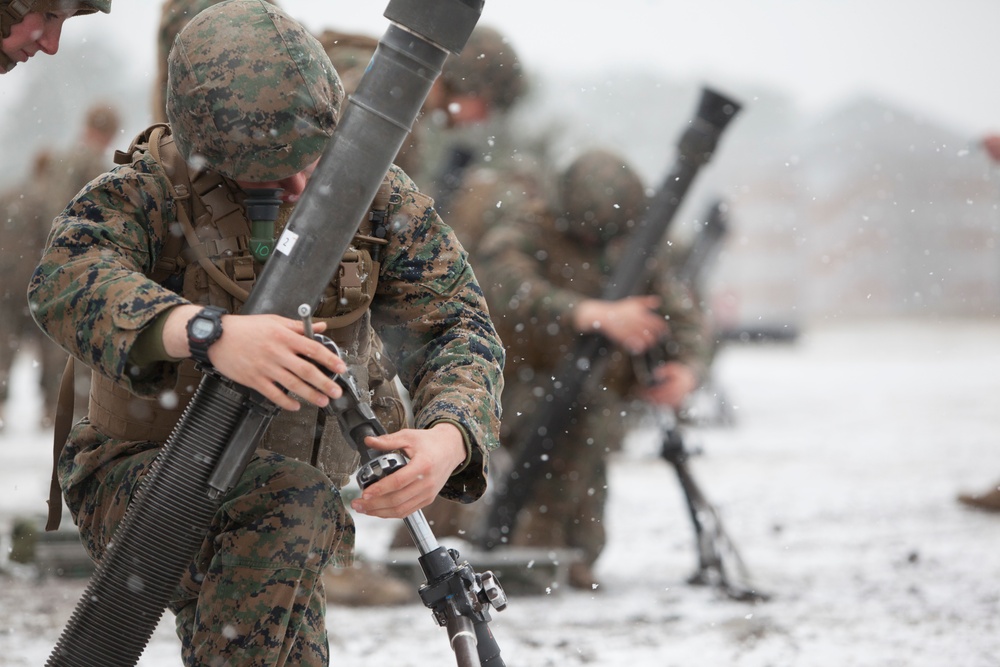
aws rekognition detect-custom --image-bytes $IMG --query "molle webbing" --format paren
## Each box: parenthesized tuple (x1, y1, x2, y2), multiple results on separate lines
(88, 362, 203, 442)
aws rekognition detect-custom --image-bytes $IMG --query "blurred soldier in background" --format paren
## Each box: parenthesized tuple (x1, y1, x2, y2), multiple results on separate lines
(416, 24, 542, 256)
(1, 0, 110, 74)
(476, 149, 710, 589)
(0, 150, 52, 430)
(317, 27, 423, 178)
(955, 132, 1000, 514)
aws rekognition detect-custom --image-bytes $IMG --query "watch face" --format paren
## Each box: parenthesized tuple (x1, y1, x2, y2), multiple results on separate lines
(190, 317, 216, 340)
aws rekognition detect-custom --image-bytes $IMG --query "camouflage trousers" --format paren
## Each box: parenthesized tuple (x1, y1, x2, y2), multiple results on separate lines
(502, 385, 627, 566)
(68, 447, 354, 667)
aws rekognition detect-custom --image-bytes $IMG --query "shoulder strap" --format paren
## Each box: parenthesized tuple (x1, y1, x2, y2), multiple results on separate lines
(46, 355, 77, 531)
(140, 126, 252, 302)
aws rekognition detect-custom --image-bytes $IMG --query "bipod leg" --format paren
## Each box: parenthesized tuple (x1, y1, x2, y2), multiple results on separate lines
(658, 411, 769, 603)
(321, 334, 508, 667)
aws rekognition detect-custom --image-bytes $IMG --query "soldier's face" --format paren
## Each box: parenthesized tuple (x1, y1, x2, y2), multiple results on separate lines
(236, 159, 320, 204)
(1, 10, 74, 64)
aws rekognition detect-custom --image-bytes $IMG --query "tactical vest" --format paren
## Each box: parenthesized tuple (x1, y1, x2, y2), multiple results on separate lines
(79, 124, 407, 488)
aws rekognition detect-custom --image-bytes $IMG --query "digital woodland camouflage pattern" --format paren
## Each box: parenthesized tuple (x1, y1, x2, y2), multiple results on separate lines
(0, 155, 53, 408)
(165, 0, 343, 182)
(70, 446, 350, 665)
(27, 1, 503, 663)
(31, 152, 503, 664)
(476, 149, 709, 567)
(0, 104, 119, 417)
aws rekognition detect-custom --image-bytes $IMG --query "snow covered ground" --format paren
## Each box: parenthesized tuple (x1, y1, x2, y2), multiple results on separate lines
(2, 318, 999, 666)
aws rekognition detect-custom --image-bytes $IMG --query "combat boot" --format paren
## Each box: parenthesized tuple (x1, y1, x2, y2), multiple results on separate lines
(958, 483, 1000, 513)
(323, 561, 416, 607)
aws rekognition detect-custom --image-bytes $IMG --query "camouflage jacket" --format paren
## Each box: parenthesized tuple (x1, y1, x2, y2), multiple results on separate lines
(29, 141, 504, 504)
(477, 202, 710, 403)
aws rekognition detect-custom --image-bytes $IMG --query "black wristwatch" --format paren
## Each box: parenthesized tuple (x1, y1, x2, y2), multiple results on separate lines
(186, 305, 227, 367)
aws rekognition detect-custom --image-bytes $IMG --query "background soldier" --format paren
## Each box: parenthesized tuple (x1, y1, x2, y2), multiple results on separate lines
(1, 0, 110, 74)
(0, 149, 52, 430)
(151, 0, 258, 122)
(476, 148, 710, 589)
(5, 102, 121, 428)
(386, 25, 536, 550)
(955, 132, 1000, 514)
(29, 2, 503, 664)
(44, 101, 121, 416)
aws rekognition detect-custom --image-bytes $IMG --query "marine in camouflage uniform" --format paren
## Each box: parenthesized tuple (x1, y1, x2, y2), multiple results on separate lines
(0, 150, 52, 429)
(28, 2, 503, 665)
(386, 25, 541, 548)
(476, 149, 710, 589)
(0, 0, 110, 74)
(415, 24, 541, 256)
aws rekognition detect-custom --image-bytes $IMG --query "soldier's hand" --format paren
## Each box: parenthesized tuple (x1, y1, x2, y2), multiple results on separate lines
(573, 295, 669, 354)
(638, 361, 697, 410)
(164, 305, 346, 411)
(350, 422, 467, 519)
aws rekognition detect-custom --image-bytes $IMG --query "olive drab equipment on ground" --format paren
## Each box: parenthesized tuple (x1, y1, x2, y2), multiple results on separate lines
(44, 2, 504, 667)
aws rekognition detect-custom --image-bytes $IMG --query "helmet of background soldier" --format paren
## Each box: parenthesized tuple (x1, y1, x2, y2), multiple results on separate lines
(165, 0, 343, 183)
(439, 25, 526, 113)
(555, 148, 648, 245)
(317, 29, 377, 96)
(2, 0, 110, 37)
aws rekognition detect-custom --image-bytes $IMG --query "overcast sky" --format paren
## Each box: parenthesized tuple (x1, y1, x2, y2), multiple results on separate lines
(7, 0, 1000, 137)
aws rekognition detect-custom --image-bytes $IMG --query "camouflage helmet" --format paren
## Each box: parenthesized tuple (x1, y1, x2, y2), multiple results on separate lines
(440, 25, 525, 112)
(166, 0, 343, 182)
(556, 149, 648, 244)
(2, 0, 110, 34)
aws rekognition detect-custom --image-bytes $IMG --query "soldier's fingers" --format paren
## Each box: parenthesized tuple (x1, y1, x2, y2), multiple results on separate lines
(251, 376, 302, 412)
(274, 371, 333, 409)
(286, 354, 342, 399)
(355, 488, 425, 519)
